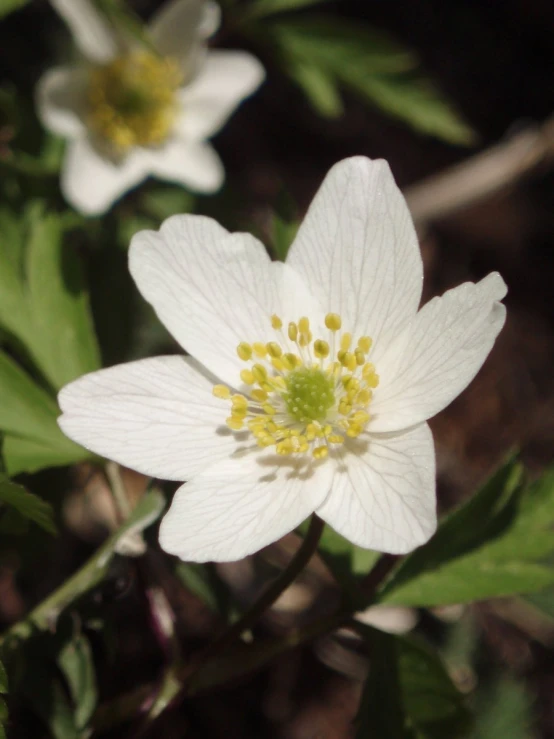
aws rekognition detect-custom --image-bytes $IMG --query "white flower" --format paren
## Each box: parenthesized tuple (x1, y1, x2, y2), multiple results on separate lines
(58, 157, 507, 562)
(36, 0, 264, 215)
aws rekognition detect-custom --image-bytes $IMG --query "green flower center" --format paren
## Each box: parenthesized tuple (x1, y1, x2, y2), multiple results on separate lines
(283, 367, 336, 423)
(86, 51, 182, 153)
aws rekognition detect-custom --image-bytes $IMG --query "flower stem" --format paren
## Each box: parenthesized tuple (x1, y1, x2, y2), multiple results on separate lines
(187, 513, 326, 676)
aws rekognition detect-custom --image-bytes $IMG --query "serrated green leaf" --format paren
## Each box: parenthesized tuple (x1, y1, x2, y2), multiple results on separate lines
(356, 627, 470, 738)
(379, 462, 554, 606)
(0, 202, 100, 391)
(0, 351, 88, 475)
(0, 475, 57, 535)
(269, 16, 474, 144)
(58, 634, 97, 730)
(0, 0, 27, 20)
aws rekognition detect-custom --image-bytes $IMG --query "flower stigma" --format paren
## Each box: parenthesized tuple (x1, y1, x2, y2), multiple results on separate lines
(86, 51, 182, 153)
(213, 313, 380, 461)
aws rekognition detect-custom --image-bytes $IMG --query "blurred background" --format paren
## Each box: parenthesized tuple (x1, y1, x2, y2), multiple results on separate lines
(1, 0, 554, 736)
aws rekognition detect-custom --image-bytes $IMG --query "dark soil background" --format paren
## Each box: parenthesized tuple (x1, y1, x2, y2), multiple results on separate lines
(1, 0, 554, 736)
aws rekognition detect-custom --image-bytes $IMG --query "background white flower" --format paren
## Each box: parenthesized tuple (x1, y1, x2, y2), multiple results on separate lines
(36, 0, 265, 215)
(58, 157, 507, 562)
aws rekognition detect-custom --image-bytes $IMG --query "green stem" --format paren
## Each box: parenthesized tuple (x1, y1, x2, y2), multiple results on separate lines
(0, 538, 114, 649)
(105, 461, 131, 521)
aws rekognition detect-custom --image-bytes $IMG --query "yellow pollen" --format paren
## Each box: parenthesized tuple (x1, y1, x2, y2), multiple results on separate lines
(267, 342, 283, 358)
(240, 369, 255, 385)
(313, 339, 330, 358)
(215, 312, 380, 460)
(237, 342, 253, 361)
(86, 51, 182, 153)
(252, 342, 267, 358)
(358, 336, 372, 353)
(325, 313, 342, 331)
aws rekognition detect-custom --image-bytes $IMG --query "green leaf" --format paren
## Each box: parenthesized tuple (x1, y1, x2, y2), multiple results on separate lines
(299, 520, 379, 608)
(241, 0, 329, 22)
(352, 72, 475, 146)
(269, 17, 474, 144)
(470, 677, 534, 739)
(21, 665, 79, 739)
(0, 0, 28, 20)
(379, 461, 554, 606)
(176, 562, 222, 613)
(285, 59, 343, 117)
(356, 627, 470, 738)
(0, 202, 100, 391)
(270, 214, 300, 261)
(0, 660, 7, 693)
(0, 475, 57, 535)
(58, 634, 97, 730)
(0, 351, 88, 475)
(355, 630, 408, 738)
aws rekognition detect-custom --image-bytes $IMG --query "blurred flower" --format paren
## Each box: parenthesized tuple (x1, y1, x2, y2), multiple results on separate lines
(58, 157, 507, 562)
(37, 0, 264, 215)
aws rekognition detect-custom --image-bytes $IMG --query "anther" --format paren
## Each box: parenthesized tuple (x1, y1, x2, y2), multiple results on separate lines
(267, 342, 283, 358)
(240, 369, 255, 385)
(313, 446, 328, 460)
(213, 385, 231, 399)
(325, 313, 342, 331)
(358, 336, 372, 353)
(237, 342, 252, 361)
(288, 322, 298, 342)
(252, 342, 267, 358)
(271, 314, 283, 330)
(313, 339, 330, 358)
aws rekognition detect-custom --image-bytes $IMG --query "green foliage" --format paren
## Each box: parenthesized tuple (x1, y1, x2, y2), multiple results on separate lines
(0, 352, 88, 475)
(470, 677, 534, 739)
(299, 520, 379, 607)
(58, 634, 98, 732)
(0, 202, 100, 390)
(356, 627, 470, 738)
(266, 16, 475, 144)
(0, 202, 100, 473)
(0, 474, 57, 535)
(379, 461, 554, 606)
(270, 213, 299, 261)
(240, 0, 329, 22)
(0, 0, 27, 20)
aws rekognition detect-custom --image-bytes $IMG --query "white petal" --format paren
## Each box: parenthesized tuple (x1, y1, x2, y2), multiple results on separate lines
(61, 138, 148, 215)
(370, 273, 507, 432)
(317, 424, 436, 554)
(35, 67, 87, 139)
(177, 50, 265, 141)
(49, 0, 118, 63)
(129, 223, 322, 386)
(58, 356, 236, 481)
(144, 138, 224, 193)
(159, 452, 332, 562)
(148, 0, 219, 80)
(286, 157, 423, 346)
